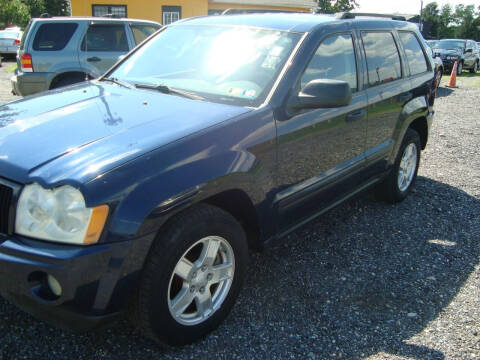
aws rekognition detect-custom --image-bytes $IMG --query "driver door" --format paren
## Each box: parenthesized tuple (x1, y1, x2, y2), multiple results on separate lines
(275, 32, 368, 232)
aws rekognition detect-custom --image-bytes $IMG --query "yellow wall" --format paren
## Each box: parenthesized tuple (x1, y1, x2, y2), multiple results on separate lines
(207, 3, 310, 12)
(71, 0, 310, 23)
(71, 0, 208, 23)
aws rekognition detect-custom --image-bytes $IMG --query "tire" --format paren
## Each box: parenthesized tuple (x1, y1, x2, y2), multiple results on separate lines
(435, 67, 443, 89)
(376, 128, 421, 203)
(456, 61, 463, 75)
(133, 204, 248, 345)
(469, 61, 478, 73)
(50, 74, 87, 90)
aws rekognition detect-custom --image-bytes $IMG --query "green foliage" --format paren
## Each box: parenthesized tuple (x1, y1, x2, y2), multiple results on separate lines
(44, 0, 71, 16)
(423, 2, 480, 40)
(0, 0, 31, 27)
(315, 0, 358, 14)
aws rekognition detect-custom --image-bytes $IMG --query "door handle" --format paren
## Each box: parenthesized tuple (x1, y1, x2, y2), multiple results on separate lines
(398, 93, 412, 102)
(87, 56, 101, 62)
(346, 109, 366, 122)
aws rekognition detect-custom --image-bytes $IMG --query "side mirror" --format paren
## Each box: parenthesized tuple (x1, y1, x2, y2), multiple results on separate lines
(288, 79, 352, 111)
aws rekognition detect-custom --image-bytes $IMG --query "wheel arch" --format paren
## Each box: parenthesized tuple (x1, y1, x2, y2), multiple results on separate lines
(408, 116, 428, 150)
(49, 71, 89, 89)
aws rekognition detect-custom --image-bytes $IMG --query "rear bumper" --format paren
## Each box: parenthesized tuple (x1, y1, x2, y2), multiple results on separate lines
(0, 233, 155, 331)
(11, 72, 51, 96)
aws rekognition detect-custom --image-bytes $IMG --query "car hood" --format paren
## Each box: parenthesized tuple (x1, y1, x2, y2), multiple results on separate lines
(0, 81, 251, 186)
(433, 48, 462, 56)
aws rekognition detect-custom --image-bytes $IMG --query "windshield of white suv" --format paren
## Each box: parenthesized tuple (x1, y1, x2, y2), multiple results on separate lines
(434, 40, 465, 50)
(109, 25, 302, 107)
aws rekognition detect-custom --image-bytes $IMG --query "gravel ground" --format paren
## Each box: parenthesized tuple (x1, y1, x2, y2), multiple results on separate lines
(0, 59, 16, 104)
(0, 62, 479, 359)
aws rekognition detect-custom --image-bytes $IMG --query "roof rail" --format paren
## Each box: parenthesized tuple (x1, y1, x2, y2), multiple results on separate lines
(336, 12, 406, 21)
(221, 8, 302, 15)
(39, 13, 52, 18)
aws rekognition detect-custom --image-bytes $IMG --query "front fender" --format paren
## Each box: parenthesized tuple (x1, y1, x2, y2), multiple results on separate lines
(84, 107, 277, 243)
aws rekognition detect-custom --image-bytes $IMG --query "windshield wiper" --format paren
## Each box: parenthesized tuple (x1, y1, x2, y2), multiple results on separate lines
(135, 83, 205, 101)
(101, 77, 135, 89)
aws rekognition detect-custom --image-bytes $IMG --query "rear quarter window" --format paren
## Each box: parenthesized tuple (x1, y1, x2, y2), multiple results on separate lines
(361, 31, 402, 87)
(399, 31, 428, 75)
(33, 22, 78, 51)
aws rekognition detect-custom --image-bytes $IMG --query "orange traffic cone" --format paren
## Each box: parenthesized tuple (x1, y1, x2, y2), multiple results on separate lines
(446, 61, 458, 88)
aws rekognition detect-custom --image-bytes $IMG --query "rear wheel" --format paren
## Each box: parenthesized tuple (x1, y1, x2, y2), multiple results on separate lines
(133, 204, 248, 345)
(376, 128, 421, 203)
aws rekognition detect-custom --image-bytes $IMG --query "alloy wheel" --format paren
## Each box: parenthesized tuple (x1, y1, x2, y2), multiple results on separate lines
(167, 236, 235, 326)
(397, 143, 418, 192)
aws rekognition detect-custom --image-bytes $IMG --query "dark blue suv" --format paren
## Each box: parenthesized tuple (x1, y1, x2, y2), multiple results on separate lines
(0, 13, 435, 345)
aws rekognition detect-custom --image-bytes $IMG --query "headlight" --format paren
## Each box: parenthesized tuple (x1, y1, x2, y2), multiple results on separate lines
(15, 184, 109, 245)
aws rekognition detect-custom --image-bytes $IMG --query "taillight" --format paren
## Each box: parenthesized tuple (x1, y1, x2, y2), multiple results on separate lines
(21, 53, 34, 72)
(13, 39, 20, 46)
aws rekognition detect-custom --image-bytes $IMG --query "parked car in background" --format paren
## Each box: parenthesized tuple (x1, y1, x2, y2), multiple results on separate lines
(11, 17, 161, 96)
(432, 39, 479, 75)
(425, 39, 439, 48)
(426, 46, 443, 89)
(0, 13, 434, 346)
(0, 28, 23, 57)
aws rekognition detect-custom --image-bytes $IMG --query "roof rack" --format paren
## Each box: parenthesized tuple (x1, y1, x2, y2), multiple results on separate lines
(336, 12, 406, 21)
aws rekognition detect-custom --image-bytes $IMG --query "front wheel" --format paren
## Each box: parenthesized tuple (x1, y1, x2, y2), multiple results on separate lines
(470, 61, 478, 73)
(456, 61, 463, 75)
(133, 204, 248, 345)
(376, 128, 421, 203)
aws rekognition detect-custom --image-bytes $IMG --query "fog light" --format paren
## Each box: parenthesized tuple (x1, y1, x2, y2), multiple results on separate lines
(47, 274, 62, 297)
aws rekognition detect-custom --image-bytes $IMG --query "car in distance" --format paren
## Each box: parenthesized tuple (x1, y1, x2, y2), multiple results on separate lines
(0, 13, 435, 345)
(432, 39, 479, 75)
(11, 16, 161, 96)
(425, 46, 443, 90)
(0, 28, 23, 57)
(425, 39, 439, 48)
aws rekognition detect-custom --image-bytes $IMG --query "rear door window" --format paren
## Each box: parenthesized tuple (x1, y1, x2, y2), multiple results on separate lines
(81, 24, 129, 52)
(398, 32, 428, 76)
(32, 22, 78, 51)
(361, 32, 402, 87)
(130, 24, 160, 45)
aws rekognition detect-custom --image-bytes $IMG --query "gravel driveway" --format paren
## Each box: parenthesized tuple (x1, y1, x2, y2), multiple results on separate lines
(0, 62, 479, 359)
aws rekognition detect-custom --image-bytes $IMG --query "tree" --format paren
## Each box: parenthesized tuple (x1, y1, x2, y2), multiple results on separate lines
(315, 0, 358, 14)
(422, 2, 440, 38)
(44, 0, 70, 16)
(453, 4, 477, 39)
(0, 0, 31, 27)
(24, 0, 46, 18)
(438, 4, 454, 39)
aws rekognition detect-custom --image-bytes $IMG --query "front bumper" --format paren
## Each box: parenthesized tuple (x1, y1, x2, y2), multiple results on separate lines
(11, 71, 51, 96)
(0, 233, 154, 331)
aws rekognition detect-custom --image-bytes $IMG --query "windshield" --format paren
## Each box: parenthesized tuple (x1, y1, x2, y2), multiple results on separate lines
(426, 40, 438, 48)
(110, 25, 302, 107)
(435, 40, 465, 50)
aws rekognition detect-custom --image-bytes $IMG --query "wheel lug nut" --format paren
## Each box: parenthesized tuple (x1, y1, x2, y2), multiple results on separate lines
(190, 286, 196, 293)
(207, 273, 213, 281)
(200, 287, 205, 293)
(192, 272, 197, 278)
(201, 265, 207, 271)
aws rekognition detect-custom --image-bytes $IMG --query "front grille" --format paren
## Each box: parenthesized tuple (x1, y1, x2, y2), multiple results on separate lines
(0, 183, 13, 235)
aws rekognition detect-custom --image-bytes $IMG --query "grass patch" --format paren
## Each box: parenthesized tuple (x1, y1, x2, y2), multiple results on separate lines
(6, 64, 17, 73)
(443, 70, 480, 88)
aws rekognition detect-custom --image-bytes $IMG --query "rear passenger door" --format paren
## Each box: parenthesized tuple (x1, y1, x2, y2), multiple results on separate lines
(361, 31, 412, 169)
(78, 23, 132, 78)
